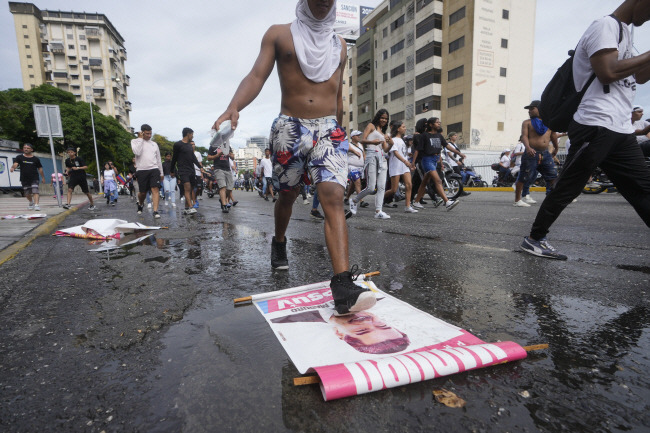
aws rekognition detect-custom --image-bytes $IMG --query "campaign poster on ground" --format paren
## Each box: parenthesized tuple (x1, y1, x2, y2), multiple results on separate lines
(253, 278, 527, 401)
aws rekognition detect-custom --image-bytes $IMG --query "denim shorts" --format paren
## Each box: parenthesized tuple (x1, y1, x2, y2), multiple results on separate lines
(348, 167, 363, 182)
(269, 114, 349, 191)
(421, 154, 440, 173)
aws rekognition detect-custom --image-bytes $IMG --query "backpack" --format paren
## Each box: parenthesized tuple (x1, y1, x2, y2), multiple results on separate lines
(539, 15, 623, 133)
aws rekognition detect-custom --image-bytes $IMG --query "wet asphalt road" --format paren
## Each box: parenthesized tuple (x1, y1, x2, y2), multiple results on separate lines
(0, 189, 648, 432)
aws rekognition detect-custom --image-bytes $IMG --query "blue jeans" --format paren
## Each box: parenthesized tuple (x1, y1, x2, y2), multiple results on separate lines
(163, 175, 176, 203)
(518, 151, 557, 195)
(262, 177, 272, 196)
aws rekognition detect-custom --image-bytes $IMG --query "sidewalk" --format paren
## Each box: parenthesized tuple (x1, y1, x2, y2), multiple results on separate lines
(0, 193, 90, 265)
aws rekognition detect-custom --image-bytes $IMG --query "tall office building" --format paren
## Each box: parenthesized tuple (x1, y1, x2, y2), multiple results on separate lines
(347, 0, 536, 149)
(247, 136, 269, 153)
(9, 2, 132, 131)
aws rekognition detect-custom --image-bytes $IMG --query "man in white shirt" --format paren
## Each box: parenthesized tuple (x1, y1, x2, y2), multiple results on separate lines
(631, 106, 650, 156)
(131, 124, 164, 218)
(260, 148, 275, 202)
(522, 1, 650, 261)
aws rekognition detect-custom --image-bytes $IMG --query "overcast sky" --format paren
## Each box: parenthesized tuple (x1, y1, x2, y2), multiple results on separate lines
(1, 0, 648, 149)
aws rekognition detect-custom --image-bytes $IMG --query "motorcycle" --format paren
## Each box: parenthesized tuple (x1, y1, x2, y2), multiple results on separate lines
(582, 167, 615, 194)
(461, 165, 488, 187)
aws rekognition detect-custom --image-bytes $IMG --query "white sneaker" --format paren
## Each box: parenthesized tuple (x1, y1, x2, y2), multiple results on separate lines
(147, 203, 152, 209)
(445, 200, 460, 211)
(512, 184, 517, 191)
(303, 199, 309, 205)
(522, 196, 537, 204)
(28, 202, 34, 210)
(33, 205, 40, 211)
(405, 206, 418, 213)
(349, 200, 358, 215)
(412, 202, 424, 209)
(164, 201, 168, 206)
(374, 211, 391, 219)
(172, 202, 177, 208)
(513, 200, 531, 207)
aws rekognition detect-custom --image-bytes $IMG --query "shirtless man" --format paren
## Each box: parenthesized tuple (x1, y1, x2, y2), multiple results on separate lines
(213, 0, 376, 316)
(514, 100, 559, 207)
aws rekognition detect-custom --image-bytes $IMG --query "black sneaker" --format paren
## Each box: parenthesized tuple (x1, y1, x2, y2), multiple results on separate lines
(360, 201, 369, 208)
(62, 204, 71, 210)
(433, 198, 444, 208)
(310, 209, 324, 220)
(137, 203, 144, 214)
(221, 204, 229, 213)
(153, 211, 161, 219)
(271, 236, 288, 270)
(520, 236, 568, 260)
(264, 196, 269, 201)
(330, 267, 377, 316)
(420, 199, 428, 205)
(231, 201, 238, 207)
(272, 197, 277, 202)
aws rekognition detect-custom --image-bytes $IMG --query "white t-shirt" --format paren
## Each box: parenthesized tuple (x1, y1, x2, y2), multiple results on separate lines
(500, 155, 510, 168)
(513, 141, 525, 167)
(230, 158, 237, 174)
(388, 137, 409, 176)
(348, 142, 364, 168)
(442, 142, 460, 167)
(633, 119, 650, 143)
(573, 16, 635, 134)
(194, 151, 202, 176)
(103, 169, 115, 182)
(260, 157, 273, 177)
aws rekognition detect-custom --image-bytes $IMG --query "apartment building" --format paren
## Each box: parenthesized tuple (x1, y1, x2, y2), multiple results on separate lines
(9, 2, 132, 131)
(235, 140, 264, 172)
(347, 0, 536, 150)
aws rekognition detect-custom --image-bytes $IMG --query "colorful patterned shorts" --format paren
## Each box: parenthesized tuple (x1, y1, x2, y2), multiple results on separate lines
(348, 167, 363, 182)
(269, 114, 349, 192)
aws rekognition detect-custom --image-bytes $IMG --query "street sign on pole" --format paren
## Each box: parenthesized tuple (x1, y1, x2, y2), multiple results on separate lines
(32, 104, 64, 207)
(33, 104, 63, 138)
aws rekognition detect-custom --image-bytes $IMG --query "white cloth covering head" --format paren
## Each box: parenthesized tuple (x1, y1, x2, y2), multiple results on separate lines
(290, 0, 341, 83)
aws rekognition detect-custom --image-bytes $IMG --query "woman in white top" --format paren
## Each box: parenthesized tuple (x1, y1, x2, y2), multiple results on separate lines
(345, 130, 365, 204)
(385, 121, 417, 213)
(101, 161, 118, 206)
(349, 109, 392, 219)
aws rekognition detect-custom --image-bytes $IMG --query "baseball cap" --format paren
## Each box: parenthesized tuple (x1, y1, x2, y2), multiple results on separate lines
(503, 148, 511, 153)
(632, 105, 644, 112)
(524, 100, 541, 109)
(350, 130, 362, 137)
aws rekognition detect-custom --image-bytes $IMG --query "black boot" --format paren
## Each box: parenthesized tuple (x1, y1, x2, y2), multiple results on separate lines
(271, 236, 288, 270)
(330, 267, 376, 316)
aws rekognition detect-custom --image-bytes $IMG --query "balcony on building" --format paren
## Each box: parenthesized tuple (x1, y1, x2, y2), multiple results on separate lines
(93, 87, 105, 99)
(123, 75, 130, 86)
(89, 58, 102, 70)
(124, 101, 132, 111)
(50, 42, 64, 54)
(119, 48, 127, 60)
(52, 71, 68, 82)
(85, 27, 100, 39)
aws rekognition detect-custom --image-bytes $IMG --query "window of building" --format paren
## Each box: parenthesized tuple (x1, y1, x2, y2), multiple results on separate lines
(84, 75, 90, 81)
(392, 111, 405, 121)
(358, 80, 371, 96)
(416, 0, 435, 12)
(25, 45, 30, 49)
(375, 81, 378, 89)
(383, 27, 388, 38)
(26, 54, 32, 58)
(415, 68, 441, 89)
(80, 45, 87, 50)
(79, 35, 86, 40)
(497, 122, 505, 131)
(357, 59, 371, 76)
(500, 67, 507, 77)
(349, 111, 353, 122)
(24, 35, 29, 39)
(416, 13, 442, 38)
(83, 65, 89, 70)
(383, 50, 388, 60)
(66, 24, 72, 29)
(67, 34, 74, 40)
(375, 40, 377, 49)
(31, 84, 35, 89)
(391, 40, 404, 55)
(501, 38, 508, 49)
(383, 94, 388, 104)
(448, 65, 464, 81)
(416, 41, 441, 63)
(498, 94, 506, 104)
(449, 6, 466, 25)
(391, 64, 405, 78)
(22, 24, 27, 28)
(68, 45, 74, 49)
(391, 88, 405, 101)
(29, 74, 34, 78)
(390, 0, 402, 7)
(447, 121, 462, 134)
(449, 36, 465, 53)
(502, 9, 509, 19)
(391, 14, 405, 31)
(448, 94, 463, 108)
(383, 72, 388, 82)
(27, 64, 33, 68)
(406, 2, 415, 22)
(357, 40, 370, 57)
(406, 80, 414, 95)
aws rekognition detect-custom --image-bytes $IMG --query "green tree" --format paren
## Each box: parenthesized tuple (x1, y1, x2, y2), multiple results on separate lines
(0, 84, 134, 175)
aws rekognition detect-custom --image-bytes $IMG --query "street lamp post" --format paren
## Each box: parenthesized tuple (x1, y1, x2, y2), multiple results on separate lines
(87, 76, 120, 195)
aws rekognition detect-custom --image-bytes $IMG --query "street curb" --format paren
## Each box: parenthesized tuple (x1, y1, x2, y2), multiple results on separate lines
(0, 204, 81, 267)
(464, 187, 547, 192)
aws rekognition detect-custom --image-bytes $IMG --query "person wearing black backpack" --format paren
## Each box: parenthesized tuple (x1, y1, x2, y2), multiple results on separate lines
(521, 0, 650, 260)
